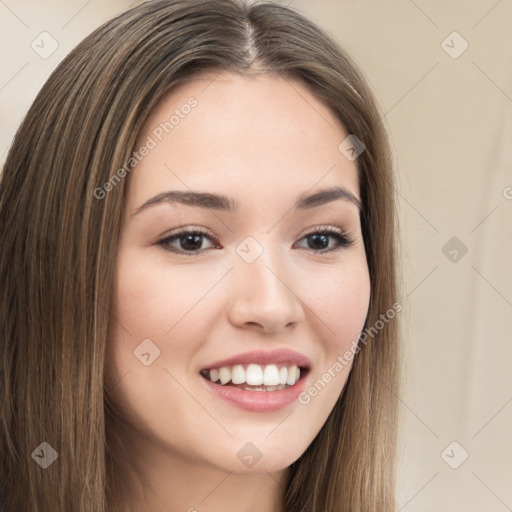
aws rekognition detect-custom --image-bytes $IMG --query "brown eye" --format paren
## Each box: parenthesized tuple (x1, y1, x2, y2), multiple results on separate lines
(294, 227, 354, 254)
(157, 228, 220, 255)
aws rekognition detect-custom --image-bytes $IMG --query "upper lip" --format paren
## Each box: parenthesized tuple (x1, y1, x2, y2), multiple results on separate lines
(201, 348, 311, 371)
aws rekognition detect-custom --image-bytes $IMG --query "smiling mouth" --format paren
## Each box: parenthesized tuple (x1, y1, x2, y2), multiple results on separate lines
(200, 363, 308, 392)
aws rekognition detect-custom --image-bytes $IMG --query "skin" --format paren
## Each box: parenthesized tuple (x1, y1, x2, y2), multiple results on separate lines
(105, 70, 371, 512)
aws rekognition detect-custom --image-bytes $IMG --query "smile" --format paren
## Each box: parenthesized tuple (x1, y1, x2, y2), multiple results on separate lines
(200, 363, 302, 391)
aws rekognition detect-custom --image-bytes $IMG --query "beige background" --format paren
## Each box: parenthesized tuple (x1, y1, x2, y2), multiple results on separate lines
(1, 1, 511, 509)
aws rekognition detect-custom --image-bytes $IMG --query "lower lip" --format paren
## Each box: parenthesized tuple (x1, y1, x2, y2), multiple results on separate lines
(200, 371, 308, 413)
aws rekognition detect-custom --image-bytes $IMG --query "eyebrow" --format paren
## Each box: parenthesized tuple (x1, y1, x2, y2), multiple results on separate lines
(132, 186, 362, 217)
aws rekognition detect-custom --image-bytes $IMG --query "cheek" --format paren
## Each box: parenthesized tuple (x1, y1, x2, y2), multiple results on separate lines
(104, 250, 221, 448)
(300, 256, 371, 348)
(293, 256, 370, 410)
(110, 245, 220, 334)
(105, 248, 227, 385)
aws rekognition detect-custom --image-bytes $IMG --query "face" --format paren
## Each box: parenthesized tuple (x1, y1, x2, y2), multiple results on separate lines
(105, 70, 371, 475)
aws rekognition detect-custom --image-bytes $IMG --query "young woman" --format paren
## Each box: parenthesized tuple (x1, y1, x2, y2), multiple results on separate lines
(0, 1, 401, 510)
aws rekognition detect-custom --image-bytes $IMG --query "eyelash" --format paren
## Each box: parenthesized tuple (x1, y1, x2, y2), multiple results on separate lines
(156, 225, 355, 256)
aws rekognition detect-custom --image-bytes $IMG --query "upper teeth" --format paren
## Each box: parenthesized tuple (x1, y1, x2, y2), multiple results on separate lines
(204, 364, 301, 386)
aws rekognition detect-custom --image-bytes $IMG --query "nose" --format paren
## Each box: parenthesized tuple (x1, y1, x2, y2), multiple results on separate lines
(226, 243, 305, 334)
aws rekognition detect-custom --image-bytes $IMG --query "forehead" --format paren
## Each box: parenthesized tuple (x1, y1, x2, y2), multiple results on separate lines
(126, 71, 360, 209)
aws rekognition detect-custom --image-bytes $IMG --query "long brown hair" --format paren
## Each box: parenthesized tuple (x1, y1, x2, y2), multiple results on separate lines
(0, 1, 400, 510)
